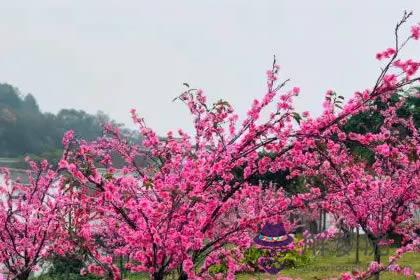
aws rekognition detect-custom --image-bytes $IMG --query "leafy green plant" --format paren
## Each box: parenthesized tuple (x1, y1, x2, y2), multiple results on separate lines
(274, 248, 312, 268)
(208, 263, 227, 275)
(35, 255, 100, 280)
(242, 239, 313, 272)
(242, 246, 264, 270)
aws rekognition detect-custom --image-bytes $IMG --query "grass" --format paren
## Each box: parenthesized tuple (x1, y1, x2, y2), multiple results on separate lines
(34, 240, 419, 279)
(121, 246, 419, 280)
(236, 248, 419, 280)
(114, 249, 419, 280)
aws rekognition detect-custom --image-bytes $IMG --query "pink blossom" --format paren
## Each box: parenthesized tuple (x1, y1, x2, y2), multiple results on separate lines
(411, 23, 420, 40)
(376, 47, 396, 60)
(62, 130, 74, 146)
(402, 267, 413, 276)
(340, 272, 354, 280)
(368, 261, 380, 273)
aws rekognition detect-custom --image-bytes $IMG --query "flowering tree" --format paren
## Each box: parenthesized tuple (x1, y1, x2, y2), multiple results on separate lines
(56, 12, 420, 280)
(286, 12, 420, 280)
(338, 237, 420, 280)
(0, 161, 69, 280)
(59, 62, 318, 280)
(0, 11, 416, 280)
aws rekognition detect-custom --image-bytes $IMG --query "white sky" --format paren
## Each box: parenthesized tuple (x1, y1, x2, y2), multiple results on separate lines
(0, 1, 419, 134)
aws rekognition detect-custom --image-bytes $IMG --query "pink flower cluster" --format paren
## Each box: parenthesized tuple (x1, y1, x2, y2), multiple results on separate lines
(411, 23, 420, 39)
(375, 48, 396, 60)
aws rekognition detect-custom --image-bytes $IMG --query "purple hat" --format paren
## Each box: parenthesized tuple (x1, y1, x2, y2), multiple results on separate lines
(254, 222, 293, 248)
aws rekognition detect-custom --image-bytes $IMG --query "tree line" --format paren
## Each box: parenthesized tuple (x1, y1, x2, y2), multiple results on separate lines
(0, 83, 135, 163)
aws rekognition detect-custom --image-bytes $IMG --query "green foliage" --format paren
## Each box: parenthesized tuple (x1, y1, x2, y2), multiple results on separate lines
(325, 91, 345, 110)
(292, 112, 302, 124)
(0, 83, 137, 161)
(273, 248, 313, 268)
(243, 246, 263, 264)
(208, 263, 227, 275)
(242, 240, 313, 272)
(342, 88, 419, 164)
(397, 91, 420, 129)
(247, 152, 307, 195)
(242, 246, 264, 270)
(36, 255, 99, 280)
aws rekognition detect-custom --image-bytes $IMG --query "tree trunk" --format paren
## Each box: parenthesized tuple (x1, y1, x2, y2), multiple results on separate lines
(119, 256, 124, 279)
(355, 227, 360, 264)
(178, 270, 188, 280)
(15, 270, 30, 280)
(319, 210, 323, 233)
(178, 273, 188, 280)
(176, 265, 188, 280)
(364, 234, 370, 256)
(153, 270, 165, 280)
(373, 241, 381, 280)
(320, 210, 326, 256)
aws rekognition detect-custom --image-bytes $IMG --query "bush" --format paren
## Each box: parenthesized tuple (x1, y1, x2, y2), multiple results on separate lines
(36, 255, 99, 280)
(242, 239, 313, 272)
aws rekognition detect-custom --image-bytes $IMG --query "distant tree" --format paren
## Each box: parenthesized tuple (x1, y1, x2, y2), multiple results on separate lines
(0, 84, 22, 109)
(22, 94, 39, 113)
(0, 85, 132, 159)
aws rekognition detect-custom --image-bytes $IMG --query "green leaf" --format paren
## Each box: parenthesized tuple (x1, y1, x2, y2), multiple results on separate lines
(292, 112, 302, 124)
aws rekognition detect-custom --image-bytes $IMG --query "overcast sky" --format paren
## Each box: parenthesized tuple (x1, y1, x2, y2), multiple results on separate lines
(0, 1, 419, 134)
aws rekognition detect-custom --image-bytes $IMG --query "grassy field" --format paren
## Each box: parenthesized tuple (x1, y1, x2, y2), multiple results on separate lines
(118, 247, 419, 280)
(35, 243, 419, 279)
(237, 250, 419, 280)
